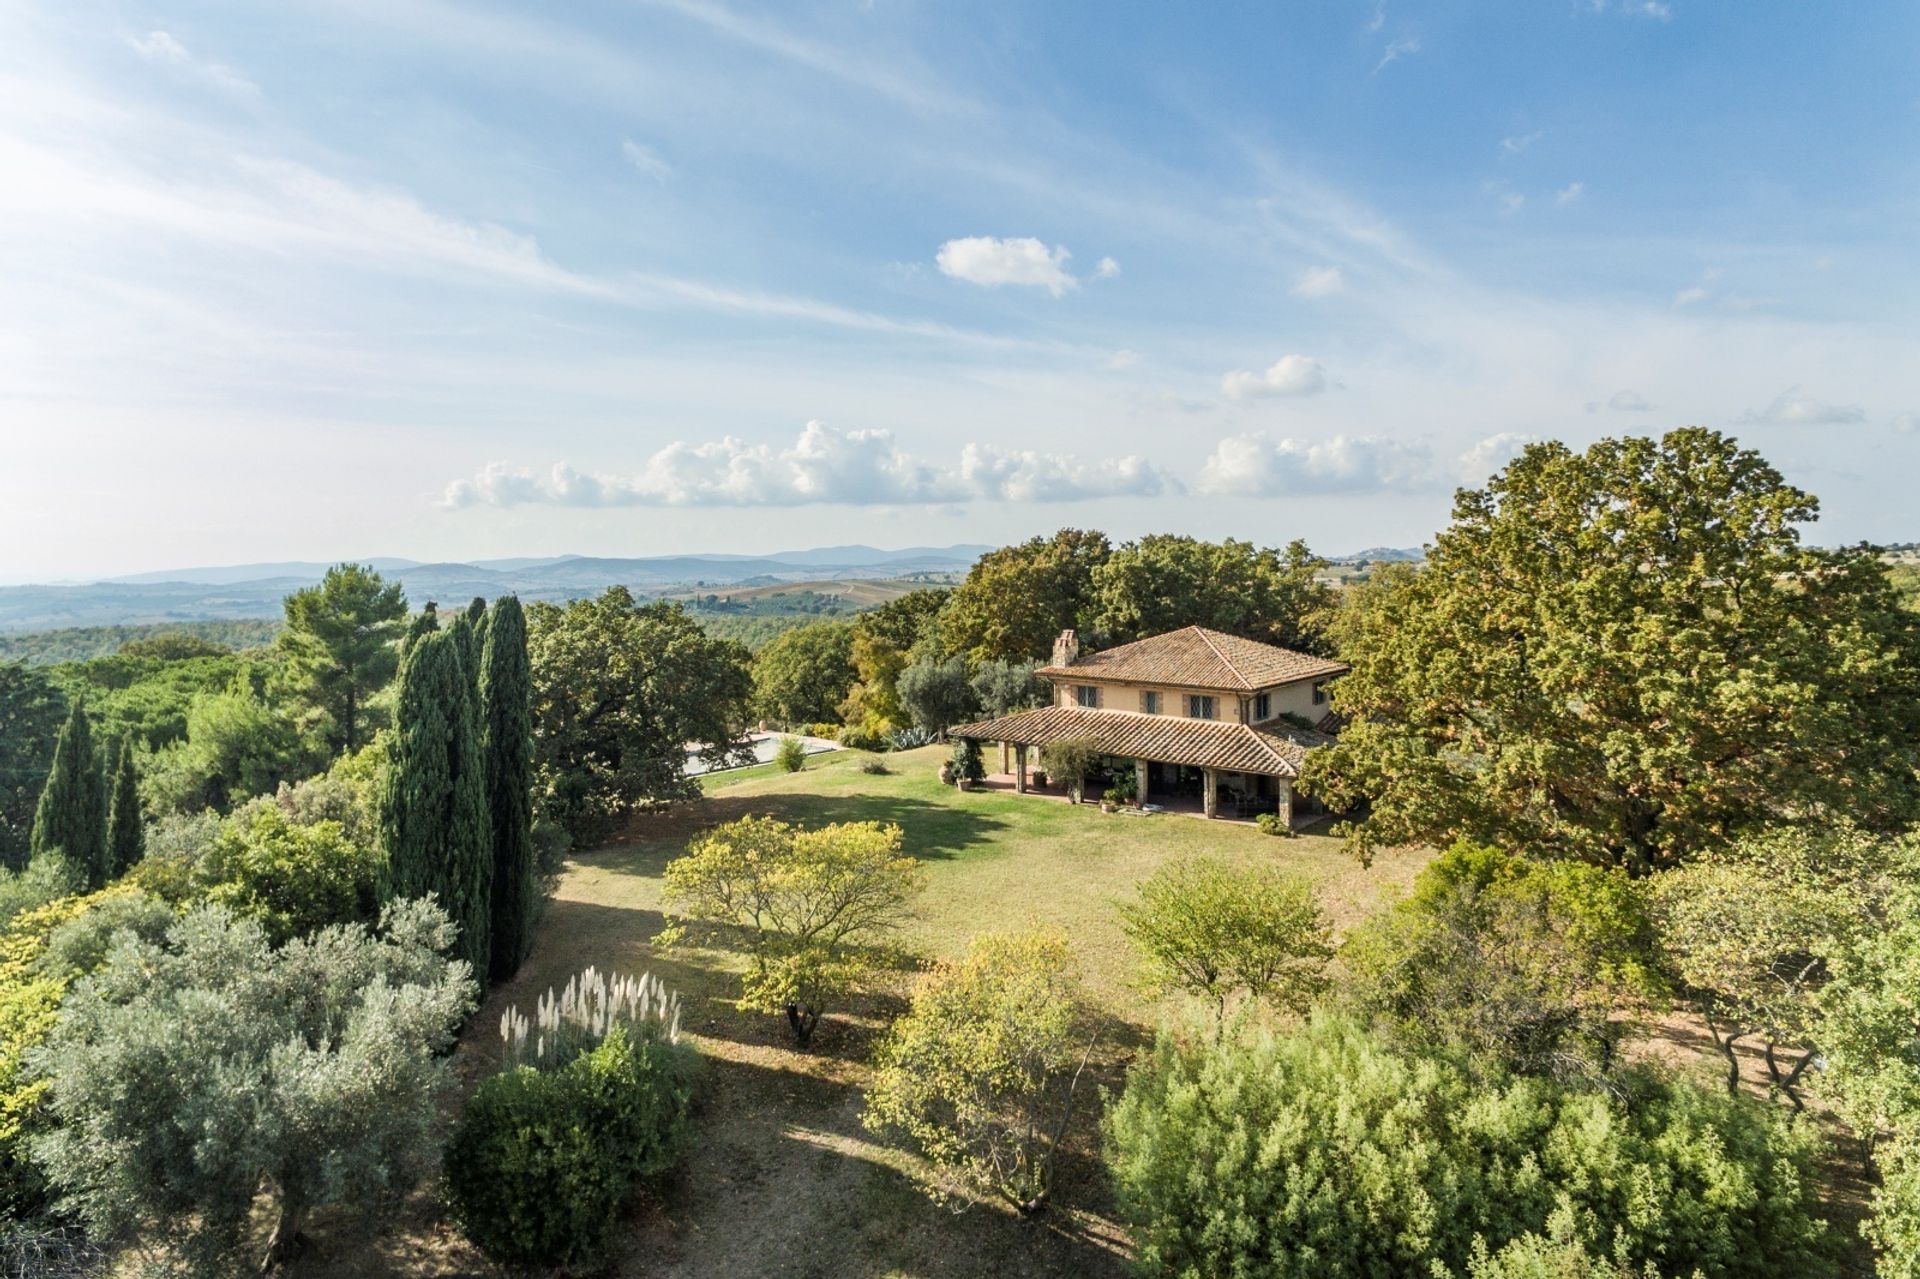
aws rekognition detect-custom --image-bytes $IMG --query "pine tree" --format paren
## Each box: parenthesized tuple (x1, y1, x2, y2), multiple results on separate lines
(380, 630, 493, 977)
(30, 701, 106, 885)
(105, 738, 145, 879)
(480, 597, 536, 981)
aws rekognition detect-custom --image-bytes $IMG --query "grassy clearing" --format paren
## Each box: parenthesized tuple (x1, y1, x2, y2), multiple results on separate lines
(294, 746, 1429, 1279)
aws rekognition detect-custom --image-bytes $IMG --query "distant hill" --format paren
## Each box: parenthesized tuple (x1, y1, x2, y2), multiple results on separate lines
(0, 545, 987, 631)
(1330, 546, 1424, 564)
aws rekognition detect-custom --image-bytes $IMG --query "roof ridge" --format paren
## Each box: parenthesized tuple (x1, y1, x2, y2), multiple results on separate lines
(1189, 626, 1251, 690)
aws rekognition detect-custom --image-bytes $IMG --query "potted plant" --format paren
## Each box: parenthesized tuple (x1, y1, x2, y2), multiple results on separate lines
(1031, 768, 1048, 788)
(950, 738, 985, 790)
(938, 761, 955, 786)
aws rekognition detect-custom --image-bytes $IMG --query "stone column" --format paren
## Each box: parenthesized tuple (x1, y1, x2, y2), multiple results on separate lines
(1014, 745, 1029, 793)
(1000, 741, 1010, 775)
(1202, 768, 1219, 819)
(1134, 758, 1150, 805)
(1276, 779, 1294, 829)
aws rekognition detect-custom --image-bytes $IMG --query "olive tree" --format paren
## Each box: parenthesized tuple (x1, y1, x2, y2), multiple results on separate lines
(658, 816, 921, 1045)
(1038, 735, 1098, 802)
(30, 898, 474, 1274)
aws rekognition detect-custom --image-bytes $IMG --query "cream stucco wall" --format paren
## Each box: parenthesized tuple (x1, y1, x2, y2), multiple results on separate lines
(1051, 674, 1333, 725)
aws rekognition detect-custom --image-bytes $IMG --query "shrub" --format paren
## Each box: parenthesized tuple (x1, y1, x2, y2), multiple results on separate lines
(859, 756, 892, 776)
(950, 737, 985, 784)
(1342, 841, 1664, 1083)
(445, 1024, 696, 1269)
(864, 930, 1096, 1214)
(1039, 736, 1098, 802)
(197, 801, 384, 944)
(1118, 856, 1331, 1021)
(0, 892, 99, 1222)
(775, 735, 809, 773)
(1254, 810, 1292, 836)
(1105, 1016, 1833, 1279)
(34, 890, 172, 979)
(0, 856, 82, 932)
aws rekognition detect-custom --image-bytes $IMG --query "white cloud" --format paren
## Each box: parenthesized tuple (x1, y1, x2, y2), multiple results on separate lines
(1375, 36, 1420, 72)
(1672, 285, 1709, 307)
(1607, 389, 1652, 412)
(1556, 181, 1584, 205)
(1094, 256, 1121, 280)
(129, 30, 259, 98)
(1291, 265, 1344, 298)
(1221, 354, 1328, 399)
(1453, 432, 1538, 483)
(1197, 433, 1433, 496)
(935, 236, 1077, 296)
(442, 420, 1175, 509)
(1893, 413, 1918, 435)
(620, 139, 673, 181)
(1500, 191, 1526, 215)
(1501, 130, 1544, 155)
(1105, 349, 1142, 371)
(1737, 387, 1867, 427)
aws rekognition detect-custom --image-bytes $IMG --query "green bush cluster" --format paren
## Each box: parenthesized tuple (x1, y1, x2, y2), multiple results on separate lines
(1106, 1015, 1833, 1279)
(197, 801, 383, 945)
(445, 1024, 696, 1269)
(775, 736, 809, 773)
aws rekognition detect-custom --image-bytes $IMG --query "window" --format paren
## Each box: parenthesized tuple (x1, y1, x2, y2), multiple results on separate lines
(1252, 692, 1271, 721)
(1186, 694, 1215, 719)
(1312, 682, 1327, 706)
(1075, 684, 1100, 709)
(1140, 690, 1161, 714)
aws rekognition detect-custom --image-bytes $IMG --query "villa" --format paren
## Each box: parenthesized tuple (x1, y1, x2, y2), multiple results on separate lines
(950, 626, 1348, 828)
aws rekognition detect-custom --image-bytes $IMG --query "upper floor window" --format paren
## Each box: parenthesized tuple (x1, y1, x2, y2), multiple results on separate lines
(1140, 690, 1161, 714)
(1075, 684, 1100, 709)
(1186, 694, 1215, 720)
(1312, 682, 1328, 706)
(1252, 692, 1271, 721)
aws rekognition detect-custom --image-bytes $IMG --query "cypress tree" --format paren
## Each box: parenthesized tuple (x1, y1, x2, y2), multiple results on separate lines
(380, 630, 492, 977)
(105, 738, 145, 879)
(481, 597, 536, 981)
(30, 701, 106, 885)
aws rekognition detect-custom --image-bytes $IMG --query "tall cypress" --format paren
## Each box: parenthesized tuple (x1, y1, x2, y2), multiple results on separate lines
(380, 630, 492, 977)
(105, 738, 145, 879)
(481, 597, 535, 981)
(30, 702, 105, 885)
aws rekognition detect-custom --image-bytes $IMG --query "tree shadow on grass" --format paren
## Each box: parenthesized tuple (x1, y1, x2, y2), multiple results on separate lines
(619, 1048, 1135, 1279)
(603, 792, 1015, 867)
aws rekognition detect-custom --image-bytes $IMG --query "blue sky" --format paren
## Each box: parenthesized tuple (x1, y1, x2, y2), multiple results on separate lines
(1, 0, 1915, 579)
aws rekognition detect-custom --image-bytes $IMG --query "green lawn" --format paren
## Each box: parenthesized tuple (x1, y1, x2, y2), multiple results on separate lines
(299, 746, 1429, 1279)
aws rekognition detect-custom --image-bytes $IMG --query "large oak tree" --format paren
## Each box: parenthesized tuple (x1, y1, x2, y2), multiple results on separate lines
(1304, 428, 1920, 873)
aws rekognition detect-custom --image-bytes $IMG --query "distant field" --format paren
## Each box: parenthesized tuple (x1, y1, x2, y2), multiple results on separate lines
(292, 746, 1429, 1279)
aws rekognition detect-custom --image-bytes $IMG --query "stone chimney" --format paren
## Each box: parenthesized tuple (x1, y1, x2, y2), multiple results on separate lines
(1051, 628, 1080, 668)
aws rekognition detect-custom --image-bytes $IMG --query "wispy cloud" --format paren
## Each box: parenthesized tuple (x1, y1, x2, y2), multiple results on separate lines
(442, 420, 1177, 508)
(1501, 130, 1543, 155)
(1221, 354, 1329, 399)
(1375, 36, 1420, 73)
(129, 30, 259, 98)
(1736, 386, 1867, 427)
(1672, 284, 1709, 307)
(620, 139, 673, 181)
(1291, 265, 1344, 298)
(1555, 181, 1584, 205)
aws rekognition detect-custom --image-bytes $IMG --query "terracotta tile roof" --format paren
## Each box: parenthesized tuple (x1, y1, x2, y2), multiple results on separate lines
(949, 704, 1335, 778)
(1038, 626, 1347, 692)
